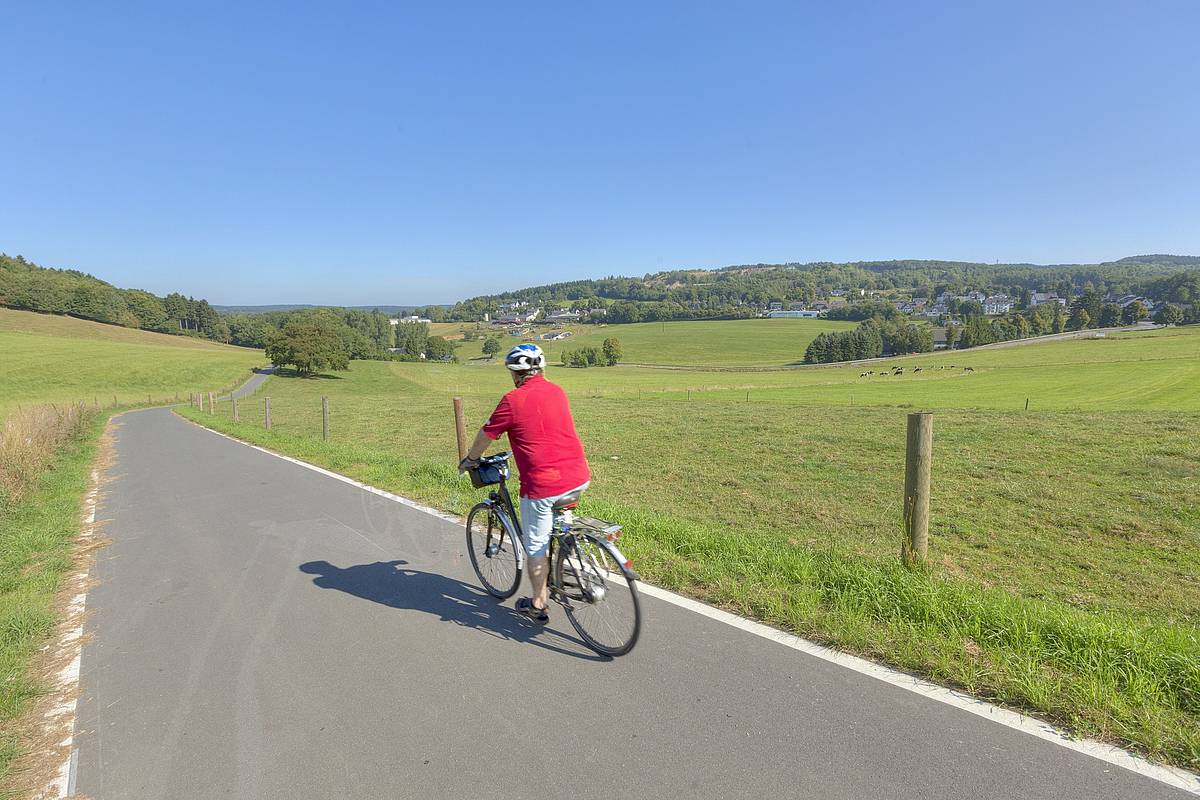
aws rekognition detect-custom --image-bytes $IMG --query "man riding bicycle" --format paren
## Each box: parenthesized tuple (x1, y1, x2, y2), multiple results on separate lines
(460, 343, 591, 624)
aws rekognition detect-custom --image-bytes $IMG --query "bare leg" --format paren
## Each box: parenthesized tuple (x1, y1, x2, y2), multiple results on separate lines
(528, 556, 550, 610)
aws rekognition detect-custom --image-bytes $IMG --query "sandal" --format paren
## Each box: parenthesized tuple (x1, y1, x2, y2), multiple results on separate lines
(515, 597, 549, 625)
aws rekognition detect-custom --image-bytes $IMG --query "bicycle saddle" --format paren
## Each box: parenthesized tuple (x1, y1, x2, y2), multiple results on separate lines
(552, 488, 585, 511)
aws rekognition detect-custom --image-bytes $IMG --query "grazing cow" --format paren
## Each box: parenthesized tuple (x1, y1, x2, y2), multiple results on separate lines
(894, 368, 904, 375)
(913, 367, 922, 373)
(860, 372, 868, 378)
(964, 366, 974, 373)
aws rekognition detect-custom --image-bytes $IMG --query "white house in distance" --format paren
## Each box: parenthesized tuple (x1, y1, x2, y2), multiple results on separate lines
(390, 315, 432, 325)
(984, 295, 1014, 314)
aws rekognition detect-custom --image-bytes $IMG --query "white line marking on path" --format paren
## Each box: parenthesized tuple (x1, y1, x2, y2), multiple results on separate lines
(43, 467, 102, 800)
(184, 416, 1200, 795)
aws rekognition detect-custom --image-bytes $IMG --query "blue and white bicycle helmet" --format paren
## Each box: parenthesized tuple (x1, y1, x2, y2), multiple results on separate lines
(505, 343, 545, 372)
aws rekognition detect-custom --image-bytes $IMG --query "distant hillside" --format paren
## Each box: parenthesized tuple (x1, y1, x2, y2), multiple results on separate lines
(0, 252, 230, 342)
(215, 304, 450, 315)
(448, 255, 1200, 323)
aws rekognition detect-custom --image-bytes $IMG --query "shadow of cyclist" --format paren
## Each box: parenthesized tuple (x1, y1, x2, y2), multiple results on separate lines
(298, 559, 608, 662)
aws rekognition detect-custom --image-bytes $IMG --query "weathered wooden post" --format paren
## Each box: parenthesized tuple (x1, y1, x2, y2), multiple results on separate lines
(322, 397, 330, 441)
(264, 397, 272, 430)
(113, 395, 118, 407)
(453, 397, 468, 460)
(902, 412, 934, 565)
(1025, 398, 1030, 411)
(208, 391, 215, 414)
(232, 396, 240, 422)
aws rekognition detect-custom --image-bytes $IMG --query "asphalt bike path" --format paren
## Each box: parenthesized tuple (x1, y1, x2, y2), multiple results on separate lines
(73, 408, 1191, 799)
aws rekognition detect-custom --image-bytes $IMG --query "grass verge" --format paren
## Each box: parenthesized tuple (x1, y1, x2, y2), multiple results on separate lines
(0, 409, 105, 794)
(178, 403, 1200, 769)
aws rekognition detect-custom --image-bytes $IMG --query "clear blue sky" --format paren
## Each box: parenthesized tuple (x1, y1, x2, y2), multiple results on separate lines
(3, 2, 1198, 305)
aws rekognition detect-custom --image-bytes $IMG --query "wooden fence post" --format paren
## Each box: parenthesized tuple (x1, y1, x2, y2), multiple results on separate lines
(208, 391, 215, 413)
(453, 397, 468, 460)
(902, 412, 934, 565)
(265, 397, 272, 430)
(232, 396, 239, 422)
(322, 396, 330, 441)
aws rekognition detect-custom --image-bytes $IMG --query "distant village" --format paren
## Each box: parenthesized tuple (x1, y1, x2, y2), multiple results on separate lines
(383, 287, 1166, 354)
(760, 288, 1164, 321)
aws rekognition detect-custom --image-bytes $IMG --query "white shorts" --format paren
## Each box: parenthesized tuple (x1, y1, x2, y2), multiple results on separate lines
(519, 482, 590, 558)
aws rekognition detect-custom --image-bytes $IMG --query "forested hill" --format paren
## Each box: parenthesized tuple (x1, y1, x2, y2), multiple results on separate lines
(0, 253, 230, 341)
(214, 304, 445, 315)
(449, 254, 1200, 321)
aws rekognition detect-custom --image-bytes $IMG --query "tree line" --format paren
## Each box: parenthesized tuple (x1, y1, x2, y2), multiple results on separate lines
(805, 294, 1199, 365)
(261, 310, 456, 376)
(805, 319, 932, 363)
(1, 253, 229, 341)
(560, 338, 622, 368)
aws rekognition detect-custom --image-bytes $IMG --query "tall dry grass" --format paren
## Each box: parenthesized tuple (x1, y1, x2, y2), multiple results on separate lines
(0, 404, 92, 508)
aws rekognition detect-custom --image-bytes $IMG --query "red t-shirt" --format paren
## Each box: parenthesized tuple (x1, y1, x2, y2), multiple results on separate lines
(482, 375, 590, 499)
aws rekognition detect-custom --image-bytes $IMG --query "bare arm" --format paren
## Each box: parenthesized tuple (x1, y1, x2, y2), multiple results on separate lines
(464, 428, 492, 461)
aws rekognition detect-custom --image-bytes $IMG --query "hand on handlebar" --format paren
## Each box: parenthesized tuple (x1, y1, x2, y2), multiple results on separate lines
(458, 457, 480, 474)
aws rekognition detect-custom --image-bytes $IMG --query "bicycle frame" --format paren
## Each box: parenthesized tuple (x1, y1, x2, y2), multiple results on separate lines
(478, 470, 638, 583)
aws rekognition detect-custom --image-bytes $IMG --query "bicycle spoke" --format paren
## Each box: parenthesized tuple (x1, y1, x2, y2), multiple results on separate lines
(466, 504, 521, 598)
(558, 534, 640, 656)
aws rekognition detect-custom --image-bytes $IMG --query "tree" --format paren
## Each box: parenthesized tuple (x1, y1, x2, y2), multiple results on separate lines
(944, 325, 959, 349)
(481, 337, 502, 360)
(163, 292, 190, 330)
(1154, 303, 1184, 325)
(1078, 289, 1102, 328)
(601, 337, 622, 366)
(959, 316, 995, 349)
(1067, 307, 1091, 331)
(425, 335, 456, 361)
(123, 289, 169, 332)
(1098, 303, 1122, 327)
(1121, 301, 1148, 325)
(1052, 304, 1067, 334)
(265, 313, 351, 376)
(393, 321, 430, 360)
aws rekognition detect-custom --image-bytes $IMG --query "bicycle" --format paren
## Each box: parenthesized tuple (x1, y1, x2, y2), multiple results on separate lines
(463, 452, 642, 656)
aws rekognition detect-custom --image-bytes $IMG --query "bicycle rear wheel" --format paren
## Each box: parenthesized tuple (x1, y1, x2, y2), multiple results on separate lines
(466, 502, 522, 598)
(555, 533, 641, 656)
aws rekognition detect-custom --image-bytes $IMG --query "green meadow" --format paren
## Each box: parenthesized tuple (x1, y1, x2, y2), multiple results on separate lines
(435, 317, 858, 366)
(0, 308, 264, 418)
(180, 321, 1200, 767)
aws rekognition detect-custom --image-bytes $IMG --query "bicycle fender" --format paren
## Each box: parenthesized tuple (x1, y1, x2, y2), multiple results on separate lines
(599, 538, 640, 581)
(489, 500, 525, 570)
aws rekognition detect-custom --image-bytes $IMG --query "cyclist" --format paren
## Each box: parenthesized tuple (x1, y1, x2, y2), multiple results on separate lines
(460, 343, 590, 624)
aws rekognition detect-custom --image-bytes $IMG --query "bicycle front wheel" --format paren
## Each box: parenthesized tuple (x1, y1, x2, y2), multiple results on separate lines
(466, 502, 522, 598)
(555, 533, 641, 656)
